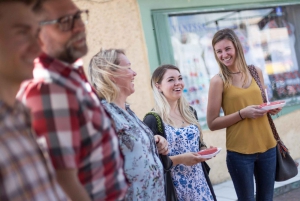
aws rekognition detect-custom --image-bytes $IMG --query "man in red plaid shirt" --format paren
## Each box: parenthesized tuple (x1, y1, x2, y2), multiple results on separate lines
(17, 0, 128, 200)
(0, 0, 69, 200)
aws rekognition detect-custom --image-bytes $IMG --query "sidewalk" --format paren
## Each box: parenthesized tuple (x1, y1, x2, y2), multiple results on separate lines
(213, 158, 300, 201)
(274, 188, 300, 201)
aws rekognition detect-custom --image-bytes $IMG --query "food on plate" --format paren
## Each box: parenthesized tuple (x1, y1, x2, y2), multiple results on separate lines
(198, 147, 218, 155)
(259, 101, 285, 108)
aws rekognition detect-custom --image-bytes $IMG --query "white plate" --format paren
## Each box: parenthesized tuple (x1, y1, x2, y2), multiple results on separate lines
(198, 148, 222, 159)
(259, 101, 286, 111)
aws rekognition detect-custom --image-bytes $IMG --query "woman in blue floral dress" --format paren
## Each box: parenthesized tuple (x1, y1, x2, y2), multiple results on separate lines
(89, 49, 168, 201)
(144, 64, 217, 201)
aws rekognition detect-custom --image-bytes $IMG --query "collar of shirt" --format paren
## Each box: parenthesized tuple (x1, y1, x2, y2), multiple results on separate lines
(34, 53, 88, 81)
(33, 53, 93, 94)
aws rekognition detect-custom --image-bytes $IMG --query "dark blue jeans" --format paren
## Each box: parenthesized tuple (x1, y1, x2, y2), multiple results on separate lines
(226, 147, 276, 201)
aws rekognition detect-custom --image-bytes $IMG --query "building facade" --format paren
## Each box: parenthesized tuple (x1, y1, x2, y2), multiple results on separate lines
(75, 0, 300, 184)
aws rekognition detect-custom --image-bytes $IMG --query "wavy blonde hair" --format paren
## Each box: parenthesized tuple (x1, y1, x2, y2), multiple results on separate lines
(151, 64, 201, 132)
(88, 49, 125, 103)
(212, 28, 249, 88)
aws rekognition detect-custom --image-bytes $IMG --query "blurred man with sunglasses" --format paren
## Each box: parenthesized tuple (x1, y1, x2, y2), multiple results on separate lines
(17, 0, 128, 200)
(0, 0, 68, 200)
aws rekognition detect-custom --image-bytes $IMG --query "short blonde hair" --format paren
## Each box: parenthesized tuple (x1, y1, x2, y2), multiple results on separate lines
(88, 49, 125, 102)
(212, 28, 249, 88)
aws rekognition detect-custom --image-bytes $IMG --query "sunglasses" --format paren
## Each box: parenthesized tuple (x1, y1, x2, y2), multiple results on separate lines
(39, 10, 89, 32)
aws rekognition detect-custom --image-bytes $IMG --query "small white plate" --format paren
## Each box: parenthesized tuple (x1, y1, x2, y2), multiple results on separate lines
(259, 101, 286, 111)
(198, 148, 222, 159)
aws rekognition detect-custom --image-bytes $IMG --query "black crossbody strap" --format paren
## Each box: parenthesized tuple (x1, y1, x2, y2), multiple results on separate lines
(145, 112, 165, 136)
(144, 112, 173, 172)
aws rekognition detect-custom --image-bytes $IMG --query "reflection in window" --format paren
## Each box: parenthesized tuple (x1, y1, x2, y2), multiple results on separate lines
(168, 7, 300, 128)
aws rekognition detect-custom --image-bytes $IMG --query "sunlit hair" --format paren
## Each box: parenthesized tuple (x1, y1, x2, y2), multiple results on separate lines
(88, 49, 126, 103)
(151, 64, 201, 132)
(212, 28, 249, 88)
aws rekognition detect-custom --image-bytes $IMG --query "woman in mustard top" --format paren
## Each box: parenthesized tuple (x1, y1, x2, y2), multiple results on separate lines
(207, 28, 282, 201)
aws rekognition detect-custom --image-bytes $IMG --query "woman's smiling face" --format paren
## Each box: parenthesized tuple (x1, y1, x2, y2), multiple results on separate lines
(214, 38, 237, 69)
(114, 53, 137, 97)
(156, 69, 184, 102)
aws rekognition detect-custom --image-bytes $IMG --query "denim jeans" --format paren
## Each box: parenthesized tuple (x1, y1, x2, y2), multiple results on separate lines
(226, 147, 276, 201)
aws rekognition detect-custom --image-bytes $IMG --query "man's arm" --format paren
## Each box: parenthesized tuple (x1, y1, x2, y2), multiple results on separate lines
(56, 169, 91, 201)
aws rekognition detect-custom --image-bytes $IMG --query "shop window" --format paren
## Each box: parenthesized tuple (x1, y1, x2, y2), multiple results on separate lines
(167, 6, 300, 128)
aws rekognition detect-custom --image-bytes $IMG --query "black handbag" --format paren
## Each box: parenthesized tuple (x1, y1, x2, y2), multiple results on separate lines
(144, 112, 178, 201)
(248, 65, 298, 181)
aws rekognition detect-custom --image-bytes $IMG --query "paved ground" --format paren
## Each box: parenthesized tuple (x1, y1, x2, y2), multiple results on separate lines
(214, 158, 300, 201)
(274, 188, 300, 201)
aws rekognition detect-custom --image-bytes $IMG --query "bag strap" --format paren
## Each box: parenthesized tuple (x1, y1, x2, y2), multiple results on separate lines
(144, 112, 166, 138)
(248, 65, 288, 155)
(144, 112, 175, 172)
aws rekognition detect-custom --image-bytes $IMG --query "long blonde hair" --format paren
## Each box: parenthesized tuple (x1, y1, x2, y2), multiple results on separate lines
(151, 64, 201, 132)
(88, 49, 125, 102)
(212, 28, 249, 88)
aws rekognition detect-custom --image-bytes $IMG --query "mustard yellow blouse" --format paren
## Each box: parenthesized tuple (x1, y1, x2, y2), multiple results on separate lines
(222, 78, 276, 154)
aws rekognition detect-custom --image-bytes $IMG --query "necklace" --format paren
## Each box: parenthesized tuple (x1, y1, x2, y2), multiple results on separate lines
(178, 120, 185, 127)
(175, 119, 185, 127)
(170, 115, 185, 127)
(229, 71, 241, 74)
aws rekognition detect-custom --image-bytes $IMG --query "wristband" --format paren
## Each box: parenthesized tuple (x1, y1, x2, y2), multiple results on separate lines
(238, 110, 244, 120)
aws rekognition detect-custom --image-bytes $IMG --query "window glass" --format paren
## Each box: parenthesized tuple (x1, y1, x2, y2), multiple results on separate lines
(168, 6, 300, 128)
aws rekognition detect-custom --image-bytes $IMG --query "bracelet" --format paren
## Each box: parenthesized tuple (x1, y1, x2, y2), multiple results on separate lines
(238, 110, 244, 120)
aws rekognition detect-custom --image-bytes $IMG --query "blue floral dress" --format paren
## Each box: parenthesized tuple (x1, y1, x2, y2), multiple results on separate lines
(165, 124, 214, 201)
(101, 100, 165, 201)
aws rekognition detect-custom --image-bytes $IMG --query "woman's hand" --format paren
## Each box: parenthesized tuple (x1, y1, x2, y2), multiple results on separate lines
(154, 135, 169, 155)
(180, 152, 207, 166)
(268, 107, 282, 115)
(240, 105, 268, 119)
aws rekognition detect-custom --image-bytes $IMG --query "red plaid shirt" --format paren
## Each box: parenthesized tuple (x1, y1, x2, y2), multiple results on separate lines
(17, 54, 128, 201)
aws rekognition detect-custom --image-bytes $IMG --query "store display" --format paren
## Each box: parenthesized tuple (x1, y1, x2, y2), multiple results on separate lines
(168, 7, 300, 128)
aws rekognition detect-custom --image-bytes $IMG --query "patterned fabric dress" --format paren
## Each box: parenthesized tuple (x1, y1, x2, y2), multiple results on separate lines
(101, 100, 165, 201)
(165, 124, 214, 201)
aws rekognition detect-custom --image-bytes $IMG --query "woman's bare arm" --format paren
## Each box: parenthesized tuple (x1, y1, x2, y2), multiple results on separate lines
(206, 75, 243, 130)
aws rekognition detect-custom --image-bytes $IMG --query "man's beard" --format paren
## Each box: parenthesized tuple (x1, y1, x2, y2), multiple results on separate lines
(58, 32, 88, 63)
